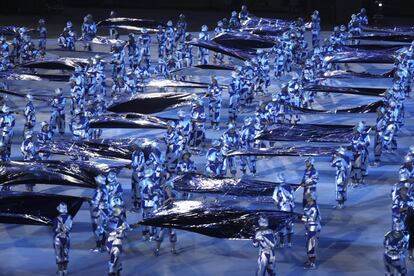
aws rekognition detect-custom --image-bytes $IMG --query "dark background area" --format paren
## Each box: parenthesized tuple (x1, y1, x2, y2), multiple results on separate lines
(0, 0, 412, 33)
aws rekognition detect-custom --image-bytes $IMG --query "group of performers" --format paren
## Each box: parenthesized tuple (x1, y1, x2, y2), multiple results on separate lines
(0, 4, 413, 276)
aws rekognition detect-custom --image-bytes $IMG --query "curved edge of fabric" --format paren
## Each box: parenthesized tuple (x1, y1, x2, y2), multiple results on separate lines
(107, 92, 193, 114)
(0, 191, 86, 226)
(0, 160, 124, 188)
(139, 200, 301, 239)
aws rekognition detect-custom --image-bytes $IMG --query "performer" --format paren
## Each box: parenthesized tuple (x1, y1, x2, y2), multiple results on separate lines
(407, 146, 414, 163)
(124, 70, 137, 95)
(243, 59, 256, 105)
(164, 56, 177, 80)
(273, 47, 285, 79)
(126, 33, 138, 69)
(70, 66, 84, 91)
(21, 130, 39, 191)
(154, 57, 168, 78)
(405, 207, 414, 261)
(256, 49, 271, 94)
(70, 109, 89, 141)
(140, 28, 151, 69)
(348, 14, 361, 44)
(0, 104, 15, 159)
(0, 141, 7, 162)
(206, 76, 222, 130)
(311, 10, 321, 48)
(151, 150, 166, 190)
(265, 94, 281, 125)
(183, 33, 194, 67)
(108, 11, 119, 39)
(0, 140, 9, 191)
(331, 147, 350, 209)
(229, 11, 241, 29)
(53, 202, 72, 276)
(58, 21, 76, 51)
(351, 121, 370, 186)
(239, 5, 249, 21)
(392, 172, 410, 203)
(37, 19, 47, 57)
(176, 151, 196, 174)
(281, 33, 293, 72)
(206, 140, 223, 177)
(175, 13, 187, 43)
(69, 78, 84, 116)
(82, 14, 97, 51)
(164, 120, 184, 174)
(112, 77, 129, 97)
(286, 77, 301, 124)
(197, 25, 209, 64)
(110, 43, 126, 81)
(252, 217, 277, 276)
(50, 88, 66, 136)
(220, 123, 240, 177)
(254, 101, 270, 148)
(110, 196, 126, 222)
(131, 143, 145, 211)
(165, 21, 175, 57)
(140, 168, 160, 240)
(106, 204, 130, 276)
(11, 27, 23, 63)
(272, 173, 295, 247)
(392, 185, 412, 230)
(107, 171, 124, 202)
(240, 60, 254, 107)
(23, 94, 36, 134)
(239, 117, 257, 176)
(156, 25, 166, 59)
(300, 157, 319, 208)
(302, 194, 322, 270)
(0, 35, 9, 58)
(94, 55, 106, 95)
(155, 180, 178, 256)
(383, 105, 399, 153)
(374, 106, 387, 166)
(0, 36, 10, 72)
(38, 121, 53, 160)
(357, 8, 369, 26)
(360, 121, 371, 180)
(222, 18, 229, 31)
(84, 57, 98, 96)
(383, 222, 409, 276)
(145, 142, 164, 173)
(213, 20, 224, 64)
(177, 109, 191, 148)
(228, 70, 241, 123)
(90, 174, 109, 253)
(20, 34, 38, 62)
(189, 95, 206, 151)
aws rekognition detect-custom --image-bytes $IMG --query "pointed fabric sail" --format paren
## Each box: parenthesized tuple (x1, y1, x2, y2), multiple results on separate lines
(0, 191, 85, 225)
(170, 173, 300, 197)
(256, 123, 364, 143)
(0, 160, 123, 188)
(140, 200, 299, 239)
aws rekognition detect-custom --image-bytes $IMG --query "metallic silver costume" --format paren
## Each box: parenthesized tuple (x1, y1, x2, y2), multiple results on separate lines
(272, 173, 295, 247)
(331, 147, 350, 209)
(253, 217, 276, 276)
(106, 205, 130, 276)
(155, 182, 177, 256)
(384, 222, 409, 276)
(53, 203, 73, 276)
(303, 195, 321, 270)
